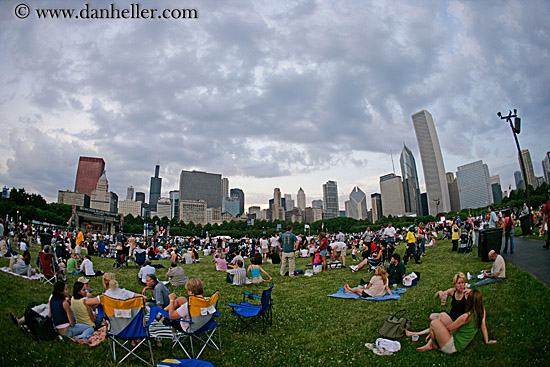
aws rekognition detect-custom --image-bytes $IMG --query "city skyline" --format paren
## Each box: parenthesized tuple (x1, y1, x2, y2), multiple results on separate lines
(1, 1, 549, 210)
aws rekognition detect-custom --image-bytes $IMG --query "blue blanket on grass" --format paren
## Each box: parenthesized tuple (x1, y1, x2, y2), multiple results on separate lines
(327, 286, 406, 301)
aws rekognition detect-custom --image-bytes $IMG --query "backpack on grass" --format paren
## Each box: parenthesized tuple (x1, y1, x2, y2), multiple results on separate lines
(23, 303, 58, 342)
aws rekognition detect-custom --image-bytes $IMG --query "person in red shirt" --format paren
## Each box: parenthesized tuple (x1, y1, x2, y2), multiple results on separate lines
(542, 190, 550, 250)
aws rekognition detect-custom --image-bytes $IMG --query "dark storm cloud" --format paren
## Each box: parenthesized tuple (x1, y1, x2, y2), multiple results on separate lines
(0, 0, 548, 201)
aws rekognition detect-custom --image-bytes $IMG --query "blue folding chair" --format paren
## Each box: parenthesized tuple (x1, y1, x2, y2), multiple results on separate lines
(99, 295, 154, 365)
(229, 283, 273, 334)
(147, 291, 221, 360)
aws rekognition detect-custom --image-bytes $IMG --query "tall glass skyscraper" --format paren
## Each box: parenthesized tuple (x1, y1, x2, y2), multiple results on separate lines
(297, 188, 306, 211)
(456, 160, 493, 209)
(400, 144, 421, 215)
(411, 110, 451, 215)
(543, 152, 550, 185)
(322, 180, 339, 219)
(230, 188, 245, 217)
(74, 156, 105, 197)
(149, 165, 162, 210)
(179, 170, 222, 209)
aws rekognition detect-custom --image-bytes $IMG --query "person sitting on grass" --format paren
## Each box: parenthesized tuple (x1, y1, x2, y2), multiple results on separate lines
(248, 255, 272, 283)
(49, 280, 94, 343)
(137, 259, 156, 286)
(344, 266, 392, 297)
(226, 259, 247, 285)
(406, 273, 470, 340)
(66, 253, 81, 275)
(12, 249, 37, 277)
(350, 242, 386, 273)
(213, 253, 227, 271)
(386, 253, 406, 286)
(466, 250, 505, 288)
(164, 279, 204, 332)
(411, 289, 496, 353)
(72, 281, 102, 330)
(165, 262, 189, 287)
(80, 255, 103, 277)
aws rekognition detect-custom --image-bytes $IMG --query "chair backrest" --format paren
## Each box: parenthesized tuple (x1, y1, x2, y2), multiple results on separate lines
(135, 251, 146, 264)
(99, 295, 148, 338)
(187, 291, 219, 333)
(260, 283, 274, 313)
(39, 252, 54, 276)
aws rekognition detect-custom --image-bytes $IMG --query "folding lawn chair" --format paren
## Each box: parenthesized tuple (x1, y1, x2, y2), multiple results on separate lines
(147, 291, 221, 360)
(133, 250, 146, 268)
(114, 249, 129, 268)
(38, 251, 58, 285)
(229, 283, 273, 334)
(99, 295, 155, 365)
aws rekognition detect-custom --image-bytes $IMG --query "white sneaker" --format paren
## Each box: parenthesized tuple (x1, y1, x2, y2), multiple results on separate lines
(478, 273, 485, 280)
(467, 272, 472, 280)
(351, 265, 358, 272)
(466, 283, 471, 288)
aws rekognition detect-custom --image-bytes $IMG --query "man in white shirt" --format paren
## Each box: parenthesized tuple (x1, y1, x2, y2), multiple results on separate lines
(383, 223, 396, 245)
(181, 249, 193, 264)
(137, 259, 156, 285)
(80, 255, 103, 277)
(467, 250, 505, 287)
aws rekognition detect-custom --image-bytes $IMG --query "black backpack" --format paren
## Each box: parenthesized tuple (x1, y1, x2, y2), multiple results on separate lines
(23, 303, 58, 342)
(505, 218, 513, 233)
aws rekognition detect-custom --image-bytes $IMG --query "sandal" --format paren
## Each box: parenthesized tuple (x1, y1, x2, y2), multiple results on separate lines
(372, 347, 393, 356)
(365, 343, 376, 350)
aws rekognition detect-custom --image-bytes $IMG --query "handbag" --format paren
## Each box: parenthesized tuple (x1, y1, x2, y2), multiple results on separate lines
(378, 309, 410, 339)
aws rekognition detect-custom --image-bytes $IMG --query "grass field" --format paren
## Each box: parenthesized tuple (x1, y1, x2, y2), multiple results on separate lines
(1, 240, 549, 367)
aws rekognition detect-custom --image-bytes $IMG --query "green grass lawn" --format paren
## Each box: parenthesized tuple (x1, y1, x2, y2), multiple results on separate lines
(1, 240, 549, 367)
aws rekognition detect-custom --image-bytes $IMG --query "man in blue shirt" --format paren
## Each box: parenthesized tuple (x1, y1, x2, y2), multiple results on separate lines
(278, 225, 299, 277)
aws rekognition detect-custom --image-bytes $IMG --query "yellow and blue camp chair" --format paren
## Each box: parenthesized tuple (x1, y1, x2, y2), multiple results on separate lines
(229, 283, 273, 334)
(147, 291, 221, 360)
(99, 295, 155, 365)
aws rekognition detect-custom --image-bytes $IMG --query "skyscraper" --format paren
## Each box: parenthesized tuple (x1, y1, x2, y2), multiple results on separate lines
(345, 186, 368, 220)
(222, 196, 240, 218)
(543, 152, 550, 184)
(456, 160, 493, 209)
(411, 110, 451, 215)
(284, 194, 294, 211)
(90, 172, 118, 213)
(221, 178, 229, 198)
(322, 180, 339, 219)
(74, 156, 105, 197)
(371, 193, 382, 222)
(169, 190, 180, 220)
(149, 165, 162, 210)
(380, 173, 405, 217)
(312, 200, 323, 209)
(179, 170, 222, 209)
(135, 192, 146, 203)
(446, 172, 461, 212)
(519, 149, 536, 188)
(126, 186, 134, 201)
(400, 144, 421, 215)
(272, 188, 284, 220)
(297, 188, 306, 211)
(490, 175, 503, 204)
(230, 188, 245, 217)
(514, 171, 525, 191)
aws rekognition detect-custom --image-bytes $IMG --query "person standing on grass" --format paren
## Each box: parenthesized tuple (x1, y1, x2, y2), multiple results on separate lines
(404, 225, 421, 265)
(278, 225, 299, 277)
(542, 189, 550, 250)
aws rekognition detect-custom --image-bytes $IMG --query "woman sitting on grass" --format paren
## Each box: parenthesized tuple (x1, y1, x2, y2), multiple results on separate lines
(248, 255, 272, 283)
(411, 289, 496, 353)
(406, 273, 470, 340)
(213, 254, 227, 271)
(12, 250, 36, 276)
(85, 273, 145, 306)
(49, 280, 94, 343)
(72, 281, 102, 330)
(344, 266, 392, 297)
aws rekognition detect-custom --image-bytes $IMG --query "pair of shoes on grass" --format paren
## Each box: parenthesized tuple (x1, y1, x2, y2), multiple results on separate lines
(350, 265, 358, 272)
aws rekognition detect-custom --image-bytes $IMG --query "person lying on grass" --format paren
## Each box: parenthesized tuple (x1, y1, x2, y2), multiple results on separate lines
(406, 272, 470, 339)
(410, 289, 496, 353)
(344, 266, 392, 297)
(248, 255, 272, 283)
(49, 280, 94, 343)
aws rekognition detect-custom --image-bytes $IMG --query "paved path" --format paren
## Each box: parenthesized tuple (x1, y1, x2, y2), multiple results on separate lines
(499, 236, 550, 287)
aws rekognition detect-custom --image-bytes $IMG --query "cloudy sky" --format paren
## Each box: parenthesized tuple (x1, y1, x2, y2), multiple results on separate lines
(1, 0, 549, 210)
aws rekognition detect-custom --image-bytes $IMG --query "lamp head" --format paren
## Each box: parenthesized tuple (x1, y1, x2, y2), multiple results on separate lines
(497, 111, 502, 117)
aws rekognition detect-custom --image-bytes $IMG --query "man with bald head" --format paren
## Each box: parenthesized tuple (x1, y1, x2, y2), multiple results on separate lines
(466, 250, 506, 288)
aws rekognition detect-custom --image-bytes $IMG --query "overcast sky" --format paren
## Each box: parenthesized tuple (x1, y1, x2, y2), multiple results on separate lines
(1, 0, 549, 210)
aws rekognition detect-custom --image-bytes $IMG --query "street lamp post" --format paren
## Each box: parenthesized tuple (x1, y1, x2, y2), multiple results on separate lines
(497, 109, 532, 234)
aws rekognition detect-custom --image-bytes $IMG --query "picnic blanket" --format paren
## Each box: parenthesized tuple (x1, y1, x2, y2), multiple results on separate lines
(327, 286, 406, 301)
(0, 267, 42, 280)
